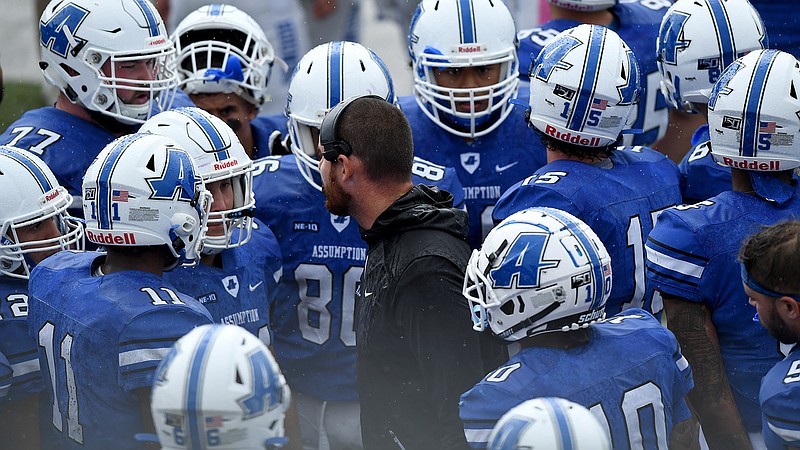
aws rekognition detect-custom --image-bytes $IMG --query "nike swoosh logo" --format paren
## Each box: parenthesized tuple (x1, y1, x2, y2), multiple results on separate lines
(364, 291, 374, 297)
(249, 281, 263, 291)
(495, 162, 518, 172)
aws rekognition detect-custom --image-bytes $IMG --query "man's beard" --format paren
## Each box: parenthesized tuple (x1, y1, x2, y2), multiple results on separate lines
(322, 170, 351, 217)
(768, 306, 797, 345)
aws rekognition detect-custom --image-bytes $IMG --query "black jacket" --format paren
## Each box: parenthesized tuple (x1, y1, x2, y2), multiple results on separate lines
(356, 185, 506, 450)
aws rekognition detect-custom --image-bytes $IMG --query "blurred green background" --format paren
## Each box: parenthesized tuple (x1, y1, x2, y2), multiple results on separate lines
(1, 81, 48, 131)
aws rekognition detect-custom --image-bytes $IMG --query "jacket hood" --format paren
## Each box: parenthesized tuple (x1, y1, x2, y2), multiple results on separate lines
(361, 185, 469, 246)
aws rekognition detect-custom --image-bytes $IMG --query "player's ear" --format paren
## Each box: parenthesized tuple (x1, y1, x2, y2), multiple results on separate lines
(778, 296, 800, 320)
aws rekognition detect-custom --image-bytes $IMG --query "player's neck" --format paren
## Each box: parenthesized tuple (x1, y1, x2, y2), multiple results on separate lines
(56, 94, 94, 123)
(550, 5, 615, 26)
(547, 149, 606, 165)
(521, 328, 591, 350)
(100, 248, 168, 277)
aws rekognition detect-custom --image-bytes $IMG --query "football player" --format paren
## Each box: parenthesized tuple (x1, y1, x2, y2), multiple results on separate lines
(739, 221, 800, 450)
(167, 0, 308, 117)
(27, 133, 214, 449)
(518, 0, 674, 149)
(253, 40, 463, 450)
(402, 0, 549, 248)
(171, 4, 288, 158)
(493, 24, 682, 317)
(0, 0, 177, 215)
(141, 107, 282, 345)
(487, 398, 611, 450)
(659, 0, 768, 203)
(645, 49, 800, 448)
(0, 146, 84, 449)
(750, 0, 800, 60)
(149, 324, 292, 450)
(460, 207, 697, 450)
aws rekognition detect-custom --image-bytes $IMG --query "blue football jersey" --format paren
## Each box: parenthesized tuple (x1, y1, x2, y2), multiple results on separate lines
(251, 154, 462, 401)
(678, 127, 733, 203)
(517, 0, 671, 146)
(645, 190, 800, 430)
(493, 146, 682, 316)
(399, 96, 548, 248)
(28, 251, 213, 450)
(163, 219, 282, 345)
(0, 107, 117, 214)
(460, 310, 693, 450)
(251, 115, 289, 159)
(750, 1, 800, 60)
(0, 277, 41, 403)
(760, 345, 800, 450)
(0, 352, 10, 398)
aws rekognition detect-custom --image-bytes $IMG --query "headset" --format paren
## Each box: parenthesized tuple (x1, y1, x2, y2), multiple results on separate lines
(319, 95, 383, 162)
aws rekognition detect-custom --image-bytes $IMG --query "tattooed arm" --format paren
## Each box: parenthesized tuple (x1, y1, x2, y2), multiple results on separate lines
(663, 295, 753, 450)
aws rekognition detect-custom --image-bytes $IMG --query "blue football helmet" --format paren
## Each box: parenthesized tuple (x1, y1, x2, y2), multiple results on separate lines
(151, 324, 291, 450)
(656, 0, 767, 113)
(408, 0, 519, 139)
(464, 207, 612, 342)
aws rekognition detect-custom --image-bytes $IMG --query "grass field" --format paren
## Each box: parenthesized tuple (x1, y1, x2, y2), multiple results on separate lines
(1, 81, 48, 131)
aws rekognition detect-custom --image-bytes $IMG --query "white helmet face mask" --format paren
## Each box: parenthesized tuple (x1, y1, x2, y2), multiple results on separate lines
(151, 324, 291, 450)
(708, 49, 800, 171)
(463, 207, 612, 342)
(408, 0, 519, 139)
(488, 397, 611, 450)
(39, 0, 178, 125)
(286, 41, 396, 191)
(547, 0, 617, 12)
(173, 4, 278, 109)
(82, 133, 212, 269)
(528, 24, 641, 148)
(656, 0, 767, 113)
(0, 146, 84, 279)
(141, 107, 255, 254)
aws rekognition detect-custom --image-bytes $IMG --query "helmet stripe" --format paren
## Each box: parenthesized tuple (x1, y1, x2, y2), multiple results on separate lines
(707, 0, 735, 71)
(175, 108, 229, 160)
(185, 326, 222, 450)
(545, 398, 574, 450)
(741, 49, 779, 158)
(328, 41, 345, 109)
(545, 208, 606, 311)
(0, 146, 53, 193)
(97, 134, 143, 230)
(568, 26, 605, 132)
(457, 0, 476, 44)
(208, 4, 224, 16)
(133, 0, 160, 37)
(368, 48, 396, 103)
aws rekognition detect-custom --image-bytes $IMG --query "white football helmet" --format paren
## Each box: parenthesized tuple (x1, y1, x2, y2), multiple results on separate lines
(408, 0, 519, 139)
(528, 24, 641, 148)
(82, 133, 212, 269)
(286, 41, 396, 190)
(0, 146, 84, 279)
(488, 398, 611, 450)
(547, 0, 617, 12)
(151, 324, 291, 450)
(172, 4, 278, 109)
(39, 0, 177, 125)
(656, 0, 767, 113)
(140, 107, 255, 253)
(464, 207, 612, 342)
(707, 49, 800, 171)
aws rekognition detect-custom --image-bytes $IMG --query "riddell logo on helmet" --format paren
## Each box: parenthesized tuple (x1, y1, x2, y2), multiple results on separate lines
(43, 190, 60, 203)
(147, 38, 167, 47)
(544, 125, 601, 146)
(456, 45, 482, 54)
(86, 230, 137, 245)
(213, 159, 239, 171)
(720, 157, 781, 171)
